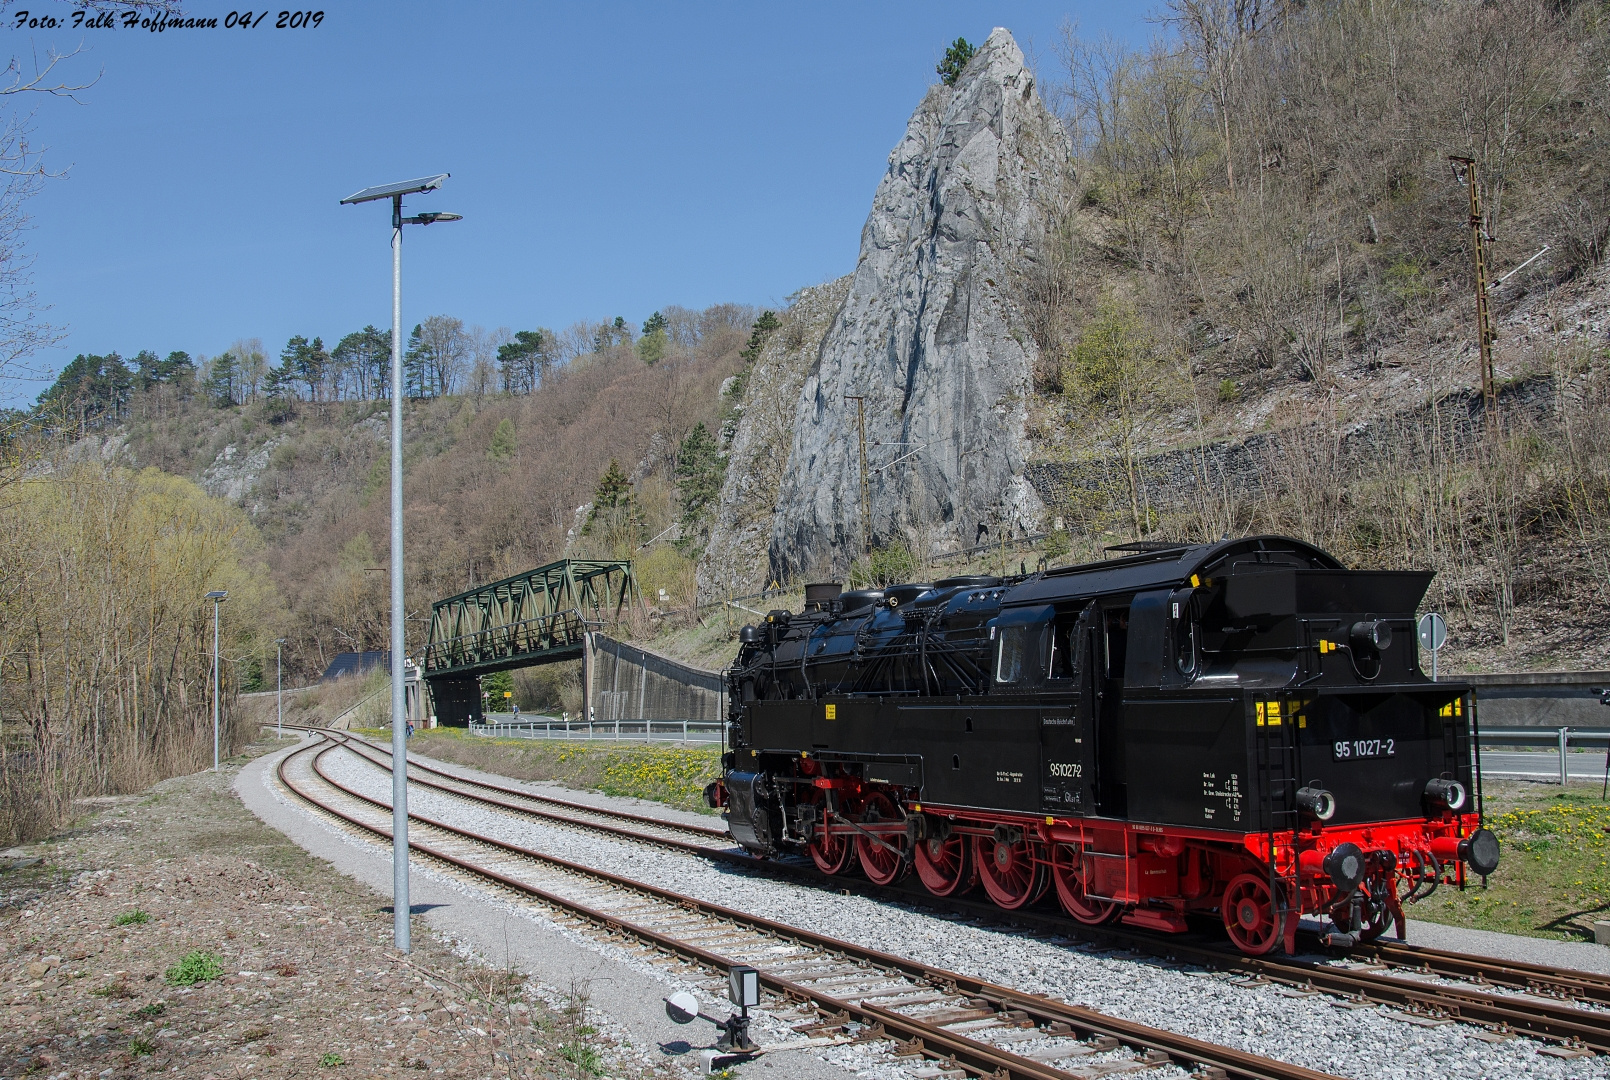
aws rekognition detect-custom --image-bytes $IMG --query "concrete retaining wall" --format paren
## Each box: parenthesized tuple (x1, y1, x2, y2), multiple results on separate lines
(587, 633, 726, 724)
(1463, 670, 1610, 728)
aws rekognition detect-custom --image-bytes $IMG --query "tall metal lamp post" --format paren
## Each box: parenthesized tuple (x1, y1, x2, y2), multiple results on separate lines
(206, 590, 228, 770)
(275, 637, 287, 739)
(340, 174, 462, 953)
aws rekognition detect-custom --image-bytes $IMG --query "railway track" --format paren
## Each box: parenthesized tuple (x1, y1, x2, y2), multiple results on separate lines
(309, 727, 1610, 1057)
(275, 732, 1340, 1080)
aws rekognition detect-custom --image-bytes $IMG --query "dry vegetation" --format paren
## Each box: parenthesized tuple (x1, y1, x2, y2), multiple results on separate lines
(0, 464, 274, 845)
(1021, 0, 1610, 672)
(0, 739, 670, 1079)
(97, 303, 758, 684)
(11, 3, 1610, 850)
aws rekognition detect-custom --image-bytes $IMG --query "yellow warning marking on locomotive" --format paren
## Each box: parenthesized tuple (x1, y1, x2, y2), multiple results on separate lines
(1256, 702, 1266, 726)
(912, 803, 922, 812)
(1046, 816, 1055, 825)
(1190, 574, 1200, 588)
(824, 703, 837, 720)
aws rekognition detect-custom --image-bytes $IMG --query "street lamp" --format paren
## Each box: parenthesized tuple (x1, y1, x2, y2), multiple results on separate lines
(205, 590, 228, 771)
(341, 173, 462, 954)
(275, 638, 287, 740)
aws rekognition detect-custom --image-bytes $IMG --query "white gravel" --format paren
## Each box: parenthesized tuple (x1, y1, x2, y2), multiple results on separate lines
(322, 746, 1610, 1080)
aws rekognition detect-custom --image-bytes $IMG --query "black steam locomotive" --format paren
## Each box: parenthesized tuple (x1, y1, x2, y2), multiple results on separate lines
(710, 536, 1498, 955)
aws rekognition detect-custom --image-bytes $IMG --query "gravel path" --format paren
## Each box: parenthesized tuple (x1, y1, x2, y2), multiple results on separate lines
(260, 739, 860, 1079)
(322, 744, 1610, 1080)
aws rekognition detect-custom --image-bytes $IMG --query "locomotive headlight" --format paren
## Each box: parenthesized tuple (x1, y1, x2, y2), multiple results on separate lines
(1350, 619, 1393, 652)
(1424, 777, 1467, 811)
(1322, 842, 1366, 892)
(1296, 785, 1337, 821)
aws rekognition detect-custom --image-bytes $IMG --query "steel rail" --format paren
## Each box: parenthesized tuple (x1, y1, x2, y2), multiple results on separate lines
(331, 730, 728, 840)
(276, 734, 1340, 1080)
(294, 727, 1610, 1053)
(1358, 940, 1610, 1007)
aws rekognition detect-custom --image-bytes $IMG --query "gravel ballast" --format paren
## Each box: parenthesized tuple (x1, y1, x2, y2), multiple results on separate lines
(319, 743, 1610, 1080)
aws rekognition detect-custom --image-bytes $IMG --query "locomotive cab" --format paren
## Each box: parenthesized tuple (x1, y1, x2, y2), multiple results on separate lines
(717, 536, 1495, 956)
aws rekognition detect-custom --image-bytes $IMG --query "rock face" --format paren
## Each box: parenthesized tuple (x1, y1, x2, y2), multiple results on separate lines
(766, 28, 1073, 584)
(698, 276, 852, 596)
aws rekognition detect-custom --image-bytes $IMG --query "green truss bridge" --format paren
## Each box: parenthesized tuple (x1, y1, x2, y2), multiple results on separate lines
(421, 559, 639, 725)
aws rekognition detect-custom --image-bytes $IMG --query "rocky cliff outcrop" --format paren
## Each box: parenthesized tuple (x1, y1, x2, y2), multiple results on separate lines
(698, 277, 851, 596)
(764, 28, 1074, 583)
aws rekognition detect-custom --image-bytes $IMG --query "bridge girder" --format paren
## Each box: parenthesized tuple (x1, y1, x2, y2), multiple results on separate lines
(421, 559, 638, 682)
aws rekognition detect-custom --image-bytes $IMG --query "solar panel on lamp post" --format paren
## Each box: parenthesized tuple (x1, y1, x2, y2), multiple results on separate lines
(340, 173, 461, 954)
(206, 591, 227, 771)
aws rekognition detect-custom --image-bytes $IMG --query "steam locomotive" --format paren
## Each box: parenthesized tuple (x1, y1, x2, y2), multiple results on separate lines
(709, 536, 1498, 956)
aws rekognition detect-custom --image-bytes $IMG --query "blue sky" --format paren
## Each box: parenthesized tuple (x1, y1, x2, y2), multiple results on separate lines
(4, 1, 1151, 403)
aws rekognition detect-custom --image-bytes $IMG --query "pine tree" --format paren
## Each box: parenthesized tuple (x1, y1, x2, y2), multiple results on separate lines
(937, 37, 977, 86)
(496, 329, 546, 393)
(487, 417, 517, 460)
(583, 459, 631, 535)
(675, 422, 724, 525)
(333, 326, 391, 400)
(738, 310, 780, 364)
(404, 323, 433, 399)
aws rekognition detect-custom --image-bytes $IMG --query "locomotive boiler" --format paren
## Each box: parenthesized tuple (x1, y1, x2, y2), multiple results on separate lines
(709, 536, 1498, 956)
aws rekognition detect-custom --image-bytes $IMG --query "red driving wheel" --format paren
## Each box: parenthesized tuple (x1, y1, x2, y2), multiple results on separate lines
(914, 828, 974, 896)
(1050, 843, 1120, 925)
(1222, 872, 1285, 956)
(808, 798, 859, 876)
(855, 792, 909, 886)
(975, 833, 1045, 910)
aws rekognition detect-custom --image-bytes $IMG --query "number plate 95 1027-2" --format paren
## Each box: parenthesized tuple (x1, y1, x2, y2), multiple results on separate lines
(1334, 738, 1395, 760)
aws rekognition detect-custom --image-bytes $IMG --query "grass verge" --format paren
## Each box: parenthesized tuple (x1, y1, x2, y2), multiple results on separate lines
(406, 728, 721, 814)
(1412, 779, 1610, 942)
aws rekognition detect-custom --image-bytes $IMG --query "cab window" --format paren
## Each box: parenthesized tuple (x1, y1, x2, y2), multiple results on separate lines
(995, 625, 1049, 686)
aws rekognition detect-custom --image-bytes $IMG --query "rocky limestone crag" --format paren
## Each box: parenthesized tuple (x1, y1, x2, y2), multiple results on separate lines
(766, 28, 1074, 584)
(698, 276, 852, 596)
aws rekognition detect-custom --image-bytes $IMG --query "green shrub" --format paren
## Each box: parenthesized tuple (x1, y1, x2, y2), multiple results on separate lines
(113, 909, 150, 927)
(319, 1052, 345, 1067)
(164, 950, 223, 986)
(561, 1042, 602, 1075)
(129, 1037, 155, 1057)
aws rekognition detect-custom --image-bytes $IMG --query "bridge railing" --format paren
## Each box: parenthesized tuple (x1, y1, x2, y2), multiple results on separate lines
(467, 718, 723, 744)
(422, 609, 586, 674)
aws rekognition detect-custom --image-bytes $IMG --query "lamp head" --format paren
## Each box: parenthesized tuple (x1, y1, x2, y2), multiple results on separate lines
(206, 590, 228, 601)
(403, 211, 463, 226)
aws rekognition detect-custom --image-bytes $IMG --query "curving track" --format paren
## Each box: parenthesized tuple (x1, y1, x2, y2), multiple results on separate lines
(281, 727, 1610, 1063)
(275, 730, 1340, 1080)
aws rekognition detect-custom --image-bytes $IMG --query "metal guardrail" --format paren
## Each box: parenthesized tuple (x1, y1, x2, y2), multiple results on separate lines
(1479, 726, 1610, 785)
(468, 718, 724, 744)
